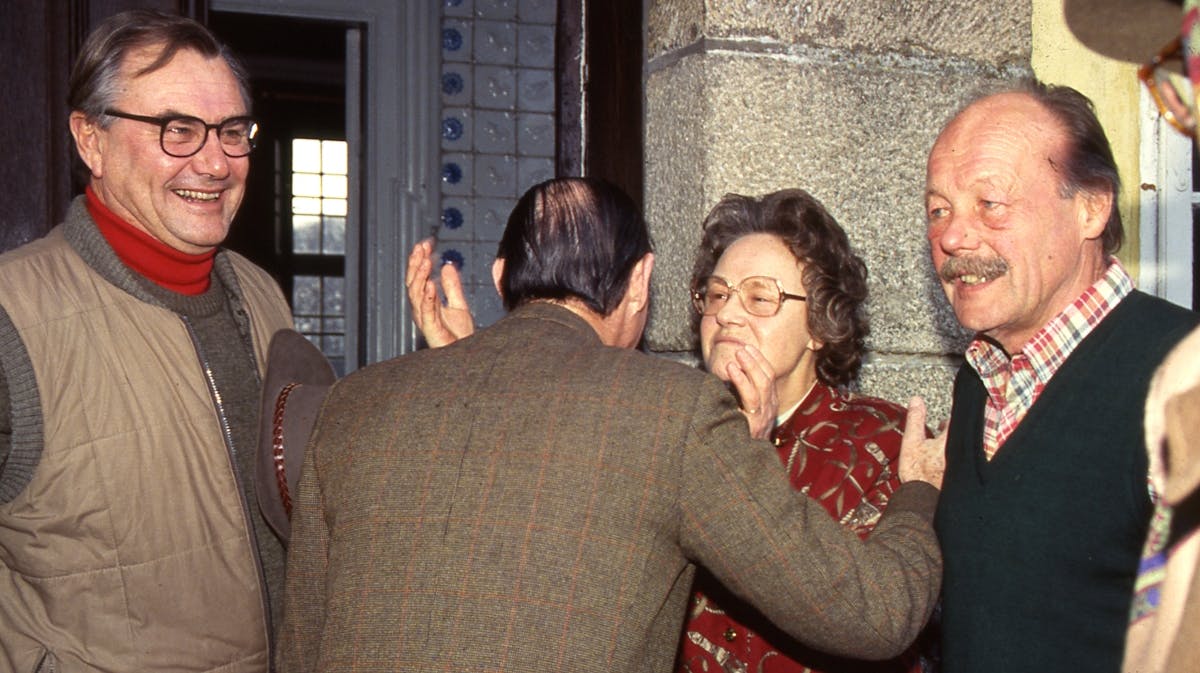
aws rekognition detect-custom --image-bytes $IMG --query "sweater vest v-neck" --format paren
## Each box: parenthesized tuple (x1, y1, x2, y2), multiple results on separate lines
(936, 290, 1199, 673)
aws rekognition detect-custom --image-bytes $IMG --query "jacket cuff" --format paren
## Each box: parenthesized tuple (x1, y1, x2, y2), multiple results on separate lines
(887, 481, 939, 525)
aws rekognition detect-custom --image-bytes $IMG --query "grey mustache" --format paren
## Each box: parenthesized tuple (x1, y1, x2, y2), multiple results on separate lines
(939, 256, 1009, 282)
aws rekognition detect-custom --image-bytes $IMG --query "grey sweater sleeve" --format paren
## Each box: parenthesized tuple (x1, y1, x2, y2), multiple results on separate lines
(0, 360, 9, 469)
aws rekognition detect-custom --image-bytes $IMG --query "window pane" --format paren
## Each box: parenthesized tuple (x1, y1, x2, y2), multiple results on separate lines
(322, 140, 348, 174)
(322, 216, 346, 255)
(323, 276, 345, 313)
(293, 138, 322, 172)
(293, 215, 321, 254)
(288, 132, 347, 370)
(322, 334, 346, 358)
(322, 198, 348, 217)
(292, 196, 322, 215)
(322, 174, 348, 199)
(295, 316, 320, 333)
(293, 275, 320, 314)
(293, 172, 322, 197)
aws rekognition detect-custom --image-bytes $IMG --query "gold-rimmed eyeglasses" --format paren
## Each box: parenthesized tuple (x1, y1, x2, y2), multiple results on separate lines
(691, 275, 806, 317)
(104, 108, 259, 158)
(1139, 36, 1197, 138)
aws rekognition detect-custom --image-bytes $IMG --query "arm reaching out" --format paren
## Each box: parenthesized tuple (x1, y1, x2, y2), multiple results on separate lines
(405, 238, 477, 348)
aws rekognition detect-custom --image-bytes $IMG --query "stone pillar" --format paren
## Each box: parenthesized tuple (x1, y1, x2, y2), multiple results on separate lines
(643, 0, 1032, 421)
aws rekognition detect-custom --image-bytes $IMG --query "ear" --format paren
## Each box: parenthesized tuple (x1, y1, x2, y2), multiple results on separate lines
(491, 257, 506, 299)
(626, 253, 655, 314)
(69, 111, 104, 179)
(1076, 188, 1112, 241)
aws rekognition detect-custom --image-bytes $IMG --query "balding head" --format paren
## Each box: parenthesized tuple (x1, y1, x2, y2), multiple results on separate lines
(923, 82, 1116, 352)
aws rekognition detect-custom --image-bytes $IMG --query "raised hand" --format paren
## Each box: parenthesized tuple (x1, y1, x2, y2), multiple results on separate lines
(898, 396, 946, 489)
(726, 344, 779, 439)
(405, 238, 476, 348)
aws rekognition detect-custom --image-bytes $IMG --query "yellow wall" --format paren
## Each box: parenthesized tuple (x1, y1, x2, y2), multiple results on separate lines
(1031, 0, 1143, 271)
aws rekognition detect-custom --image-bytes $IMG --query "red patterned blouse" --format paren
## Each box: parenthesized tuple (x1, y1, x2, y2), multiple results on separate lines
(675, 383, 928, 673)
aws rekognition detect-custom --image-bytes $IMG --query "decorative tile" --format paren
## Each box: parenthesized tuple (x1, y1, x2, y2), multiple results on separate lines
(518, 24, 554, 68)
(441, 67, 471, 106)
(519, 0, 555, 24)
(467, 279, 507, 328)
(474, 154, 517, 197)
(518, 157, 554, 195)
(443, 0, 473, 18)
(441, 107, 472, 151)
(436, 245, 468, 280)
(474, 110, 516, 154)
(474, 65, 517, 109)
(475, 198, 513, 241)
(438, 0, 559, 290)
(467, 241, 500, 286)
(475, 0, 517, 21)
(517, 112, 554, 157)
(439, 197, 473, 242)
(517, 68, 554, 112)
(441, 152, 473, 196)
(442, 19, 472, 63)
(474, 20, 517, 65)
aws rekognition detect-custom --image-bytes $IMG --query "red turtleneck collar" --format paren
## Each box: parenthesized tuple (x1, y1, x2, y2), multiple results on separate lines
(85, 186, 215, 295)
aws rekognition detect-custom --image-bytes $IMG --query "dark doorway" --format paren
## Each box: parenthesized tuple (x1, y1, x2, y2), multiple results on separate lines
(208, 11, 351, 374)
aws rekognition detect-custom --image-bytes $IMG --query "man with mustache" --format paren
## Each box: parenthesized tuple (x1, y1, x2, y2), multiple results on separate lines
(912, 79, 1199, 673)
(0, 9, 293, 672)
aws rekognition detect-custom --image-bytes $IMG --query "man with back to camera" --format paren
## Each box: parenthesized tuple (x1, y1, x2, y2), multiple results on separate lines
(0, 9, 293, 672)
(902, 76, 1200, 673)
(277, 176, 945, 673)
(1066, 1, 1200, 671)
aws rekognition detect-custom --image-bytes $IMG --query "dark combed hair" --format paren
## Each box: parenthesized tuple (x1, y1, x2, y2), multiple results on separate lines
(690, 189, 869, 388)
(68, 9, 251, 120)
(972, 78, 1124, 255)
(497, 177, 653, 315)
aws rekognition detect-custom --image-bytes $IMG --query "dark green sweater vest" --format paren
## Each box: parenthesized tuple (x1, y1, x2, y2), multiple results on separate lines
(936, 291, 1198, 673)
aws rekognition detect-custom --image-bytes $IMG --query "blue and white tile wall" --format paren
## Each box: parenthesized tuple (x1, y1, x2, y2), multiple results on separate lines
(439, 0, 556, 330)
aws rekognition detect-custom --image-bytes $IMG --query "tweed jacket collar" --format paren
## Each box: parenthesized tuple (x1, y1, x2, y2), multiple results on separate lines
(502, 301, 604, 346)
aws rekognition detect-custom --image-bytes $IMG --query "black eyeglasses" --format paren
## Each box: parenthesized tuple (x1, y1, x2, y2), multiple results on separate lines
(103, 108, 259, 158)
(1139, 36, 1197, 138)
(691, 275, 807, 317)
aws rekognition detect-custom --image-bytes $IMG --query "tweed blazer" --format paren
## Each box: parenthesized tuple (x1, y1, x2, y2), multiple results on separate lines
(277, 303, 941, 673)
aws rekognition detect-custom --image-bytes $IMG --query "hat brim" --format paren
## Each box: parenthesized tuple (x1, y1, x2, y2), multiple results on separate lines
(1064, 0, 1182, 64)
(256, 329, 336, 544)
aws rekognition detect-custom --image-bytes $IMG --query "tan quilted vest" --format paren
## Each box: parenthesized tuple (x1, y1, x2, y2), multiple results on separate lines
(0, 225, 291, 673)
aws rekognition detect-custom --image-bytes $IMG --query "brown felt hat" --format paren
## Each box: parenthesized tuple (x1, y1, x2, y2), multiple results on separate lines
(1064, 0, 1182, 64)
(257, 329, 336, 544)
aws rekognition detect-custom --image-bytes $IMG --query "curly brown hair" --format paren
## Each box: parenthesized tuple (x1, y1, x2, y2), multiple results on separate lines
(690, 189, 869, 388)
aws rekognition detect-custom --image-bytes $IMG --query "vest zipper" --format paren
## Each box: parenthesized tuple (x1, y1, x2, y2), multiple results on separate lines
(181, 316, 275, 669)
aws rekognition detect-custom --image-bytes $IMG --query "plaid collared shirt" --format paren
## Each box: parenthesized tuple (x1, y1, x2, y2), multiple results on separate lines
(966, 258, 1133, 460)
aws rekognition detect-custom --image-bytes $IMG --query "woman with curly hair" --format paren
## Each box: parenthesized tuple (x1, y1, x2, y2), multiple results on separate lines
(677, 189, 930, 673)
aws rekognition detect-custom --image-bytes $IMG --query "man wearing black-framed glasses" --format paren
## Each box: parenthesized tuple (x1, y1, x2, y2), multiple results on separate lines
(0, 9, 294, 673)
(1068, 3, 1200, 672)
(101, 108, 259, 158)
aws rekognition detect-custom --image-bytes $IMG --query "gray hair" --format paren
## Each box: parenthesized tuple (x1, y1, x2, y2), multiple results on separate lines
(68, 9, 251, 126)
